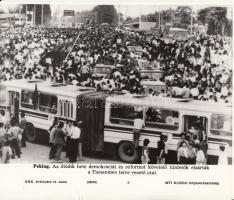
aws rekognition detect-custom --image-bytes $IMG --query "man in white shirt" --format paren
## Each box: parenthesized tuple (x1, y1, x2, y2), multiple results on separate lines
(133, 112, 145, 148)
(68, 122, 81, 163)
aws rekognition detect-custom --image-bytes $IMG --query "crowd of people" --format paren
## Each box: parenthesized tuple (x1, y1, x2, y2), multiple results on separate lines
(0, 111, 27, 163)
(48, 119, 84, 163)
(0, 24, 232, 104)
(0, 109, 84, 163)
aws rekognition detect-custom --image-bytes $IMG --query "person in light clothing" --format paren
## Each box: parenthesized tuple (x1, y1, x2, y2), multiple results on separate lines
(195, 144, 206, 165)
(68, 122, 81, 163)
(1, 140, 12, 163)
(141, 139, 150, 164)
(133, 112, 145, 148)
(218, 145, 228, 165)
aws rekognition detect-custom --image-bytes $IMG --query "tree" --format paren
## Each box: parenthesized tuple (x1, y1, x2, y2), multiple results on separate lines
(21, 4, 52, 25)
(198, 7, 229, 35)
(175, 6, 192, 26)
(92, 5, 118, 25)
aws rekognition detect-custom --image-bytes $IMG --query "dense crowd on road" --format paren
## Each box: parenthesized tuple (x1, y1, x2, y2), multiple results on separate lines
(0, 24, 232, 104)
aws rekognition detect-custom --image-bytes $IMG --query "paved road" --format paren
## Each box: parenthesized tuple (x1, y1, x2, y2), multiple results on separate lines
(10, 141, 123, 164)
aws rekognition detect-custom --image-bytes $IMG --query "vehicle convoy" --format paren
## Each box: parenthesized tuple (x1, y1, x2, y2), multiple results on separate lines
(0, 79, 232, 164)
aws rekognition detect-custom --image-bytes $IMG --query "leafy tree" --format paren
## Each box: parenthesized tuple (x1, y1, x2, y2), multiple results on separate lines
(92, 5, 118, 25)
(125, 16, 133, 22)
(175, 6, 192, 26)
(198, 7, 229, 35)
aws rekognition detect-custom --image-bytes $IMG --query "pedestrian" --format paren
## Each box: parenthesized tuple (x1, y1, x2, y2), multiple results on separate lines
(177, 141, 188, 164)
(1, 140, 12, 163)
(195, 144, 206, 165)
(48, 118, 58, 160)
(7, 120, 23, 158)
(186, 143, 196, 164)
(19, 112, 27, 147)
(68, 122, 80, 163)
(218, 145, 228, 165)
(0, 122, 6, 149)
(53, 122, 66, 162)
(77, 121, 84, 161)
(157, 135, 166, 164)
(64, 120, 73, 158)
(141, 139, 150, 164)
(133, 112, 145, 148)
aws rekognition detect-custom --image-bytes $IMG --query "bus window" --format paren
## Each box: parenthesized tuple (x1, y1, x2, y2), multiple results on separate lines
(110, 104, 139, 126)
(39, 93, 57, 114)
(145, 107, 179, 130)
(21, 90, 37, 109)
(210, 114, 232, 137)
(59, 100, 73, 119)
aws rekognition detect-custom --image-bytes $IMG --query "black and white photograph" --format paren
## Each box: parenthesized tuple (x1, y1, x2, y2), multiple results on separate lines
(0, 3, 232, 167)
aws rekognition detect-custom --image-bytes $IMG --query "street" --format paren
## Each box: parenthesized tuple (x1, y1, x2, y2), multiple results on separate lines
(10, 141, 123, 164)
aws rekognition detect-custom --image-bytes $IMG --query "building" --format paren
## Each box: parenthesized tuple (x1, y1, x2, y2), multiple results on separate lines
(75, 11, 97, 27)
(0, 13, 26, 27)
(60, 10, 97, 28)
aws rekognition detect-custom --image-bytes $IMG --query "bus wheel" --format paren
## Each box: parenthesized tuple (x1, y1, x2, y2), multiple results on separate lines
(26, 123, 37, 142)
(118, 141, 139, 163)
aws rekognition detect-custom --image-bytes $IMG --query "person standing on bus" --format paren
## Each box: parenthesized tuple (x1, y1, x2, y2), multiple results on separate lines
(141, 139, 150, 164)
(133, 112, 145, 148)
(54, 122, 66, 162)
(19, 112, 27, 147)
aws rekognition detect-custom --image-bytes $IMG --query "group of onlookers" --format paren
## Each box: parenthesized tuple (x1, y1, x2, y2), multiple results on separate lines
(0, 111, 27, 163)
(48, 119, 84, 163)
(141, 132, 228, 165)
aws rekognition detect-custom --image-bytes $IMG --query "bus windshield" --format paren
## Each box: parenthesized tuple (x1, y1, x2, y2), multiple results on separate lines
(210, 114, 232, 136)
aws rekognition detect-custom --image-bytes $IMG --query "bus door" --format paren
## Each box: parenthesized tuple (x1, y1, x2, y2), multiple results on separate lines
(183, 114, 208, 141)
(8, 91, 20, 122)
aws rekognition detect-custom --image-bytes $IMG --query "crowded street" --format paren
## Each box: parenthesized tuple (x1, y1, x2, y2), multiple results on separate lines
(0, 5, 232, 165)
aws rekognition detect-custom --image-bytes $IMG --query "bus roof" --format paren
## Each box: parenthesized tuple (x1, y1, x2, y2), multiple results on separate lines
(1, 79, 96, 98)
(106, 94, 232, 116)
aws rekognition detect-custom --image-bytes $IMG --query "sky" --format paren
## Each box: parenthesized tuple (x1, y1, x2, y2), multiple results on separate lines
(0, 4, 232, 19)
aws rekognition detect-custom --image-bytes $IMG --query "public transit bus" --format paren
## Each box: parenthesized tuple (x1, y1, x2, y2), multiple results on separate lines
(0, 79, 95, 141)
(103, 95, 232, 164)
(0, 80, 232, 164)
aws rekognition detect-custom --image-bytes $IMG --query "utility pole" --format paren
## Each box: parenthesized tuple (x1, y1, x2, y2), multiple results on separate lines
(118, 5, 121, 26)
(190, 9, 193, 34)
(158, 7, 161, 28)
(19, 5, 21, 25)
(34, 4, 36, 26)
(26, 4, 28, 25)
(41, 4, 44, 26)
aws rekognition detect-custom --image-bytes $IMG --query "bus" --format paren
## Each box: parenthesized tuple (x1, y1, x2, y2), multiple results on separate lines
(103, 95, 232, 164)
(0, 80, 232, 164)
(0, 79, 95, 141)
